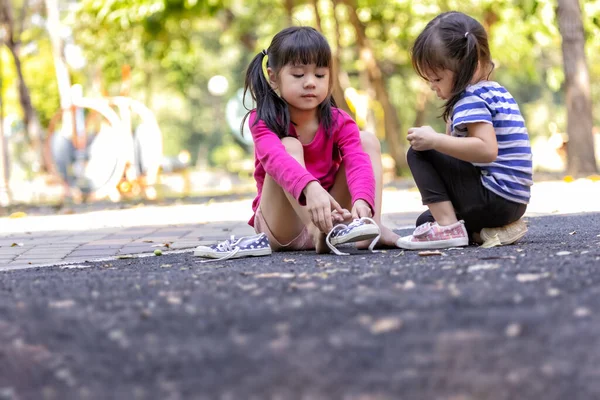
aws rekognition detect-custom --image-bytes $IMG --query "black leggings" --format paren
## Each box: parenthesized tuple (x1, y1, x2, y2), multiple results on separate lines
(407, 147, 527, 235)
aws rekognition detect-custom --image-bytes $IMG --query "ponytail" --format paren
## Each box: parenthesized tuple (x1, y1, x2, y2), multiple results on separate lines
(241, 51, 291, 139)
(442, 32, 479, 121)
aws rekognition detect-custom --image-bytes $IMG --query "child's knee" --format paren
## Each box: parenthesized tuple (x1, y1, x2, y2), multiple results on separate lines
(281, 137, 304, 159)
(360, 131, 381, 154)
(406, 146, 418, 167)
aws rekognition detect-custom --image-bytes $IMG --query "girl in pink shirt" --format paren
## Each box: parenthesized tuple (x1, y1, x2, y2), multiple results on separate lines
(243, 26, 399, 254)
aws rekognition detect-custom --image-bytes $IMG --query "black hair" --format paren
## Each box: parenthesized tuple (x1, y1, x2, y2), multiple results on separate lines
(242, 26, 337, 139)
(411, 11, 494, 121)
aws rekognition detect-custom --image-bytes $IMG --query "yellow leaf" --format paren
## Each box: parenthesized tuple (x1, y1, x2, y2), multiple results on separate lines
(9, 212, 27, 219)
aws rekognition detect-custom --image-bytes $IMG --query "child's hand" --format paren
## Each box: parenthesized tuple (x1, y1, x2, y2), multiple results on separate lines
(304, 181, 346, 233)
(407, 126, 439, 151)
(351, 199, 373, 220)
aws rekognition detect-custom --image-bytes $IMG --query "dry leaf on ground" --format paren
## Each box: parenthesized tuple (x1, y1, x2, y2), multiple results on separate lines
(516, 273, 550, 282)
(255, 272, 296, 279)
(468, 263, 500, 272)
(369, 317, 403, 334)
(418, 250, 445, 257)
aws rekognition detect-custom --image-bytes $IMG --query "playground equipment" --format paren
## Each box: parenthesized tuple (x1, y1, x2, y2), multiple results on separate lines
(44, 75, 163, 203)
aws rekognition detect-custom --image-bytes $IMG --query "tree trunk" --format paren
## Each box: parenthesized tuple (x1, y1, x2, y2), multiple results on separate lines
(0, 0, 45, 169)
(337, 0, 406, 174)
(311, 0, 352, 114)
(0, 38, 11, 206)
(557, 0, 597, 175)
(285, 0, 294, 26)
(413, 84, 431, 128)
(44, 0, 73, 124)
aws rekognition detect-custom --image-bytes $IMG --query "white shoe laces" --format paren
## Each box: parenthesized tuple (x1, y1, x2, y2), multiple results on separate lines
(198, 235, 241, 263)
(325, 217, 381, 256)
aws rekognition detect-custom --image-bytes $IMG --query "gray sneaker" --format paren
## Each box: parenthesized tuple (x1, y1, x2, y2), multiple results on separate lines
(326, 217, 381, 255)
(194, 233, 272, 260)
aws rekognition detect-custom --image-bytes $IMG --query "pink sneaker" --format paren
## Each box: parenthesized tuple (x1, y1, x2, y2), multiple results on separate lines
(396, 220, 468, 250)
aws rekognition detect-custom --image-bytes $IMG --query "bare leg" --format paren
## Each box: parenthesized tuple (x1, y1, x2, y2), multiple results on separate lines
(329, 131, 400, 248)
(428, 201, 459, 226)
(258, 137, 330, 253)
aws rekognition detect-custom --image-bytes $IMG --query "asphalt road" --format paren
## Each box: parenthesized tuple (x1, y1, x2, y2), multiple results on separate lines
(1, 213, 599, 400)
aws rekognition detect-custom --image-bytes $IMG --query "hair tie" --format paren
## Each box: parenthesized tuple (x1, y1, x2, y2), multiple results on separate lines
(464, 31, 469, 38)
(261, 53, 270, 82)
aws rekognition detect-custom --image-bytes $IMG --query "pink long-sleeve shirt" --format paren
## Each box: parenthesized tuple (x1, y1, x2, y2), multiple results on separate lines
(248, 108, 375, 226)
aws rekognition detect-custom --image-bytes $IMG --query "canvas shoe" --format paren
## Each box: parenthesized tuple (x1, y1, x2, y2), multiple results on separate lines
(480, 218, 528, 245)
(194, 233, 272, 261)
(396, 220, 468, 250)
(325, 217, 381, 256)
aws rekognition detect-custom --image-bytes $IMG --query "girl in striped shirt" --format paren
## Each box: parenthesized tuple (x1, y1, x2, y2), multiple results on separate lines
(397, 11, 532, 250)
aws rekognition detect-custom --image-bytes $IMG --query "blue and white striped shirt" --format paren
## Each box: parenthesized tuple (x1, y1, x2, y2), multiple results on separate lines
(451, 81, 532, 204)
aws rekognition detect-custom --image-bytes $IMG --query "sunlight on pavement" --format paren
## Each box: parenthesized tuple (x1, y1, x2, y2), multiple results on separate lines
(0, 179, 599, 235)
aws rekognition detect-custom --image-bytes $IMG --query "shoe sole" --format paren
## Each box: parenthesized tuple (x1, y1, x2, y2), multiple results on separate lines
(329, 225, 380, 246)
(193, 247, 272, 258)
(480, 223, 528, 245)
(396, 236, 468, 250)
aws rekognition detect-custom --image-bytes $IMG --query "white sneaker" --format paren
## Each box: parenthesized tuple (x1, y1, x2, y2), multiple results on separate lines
(325, 217, 381, 256)
(194, 233, 272, 261)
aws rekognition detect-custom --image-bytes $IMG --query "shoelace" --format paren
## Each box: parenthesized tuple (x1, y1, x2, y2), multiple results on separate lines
(325, 217, 381, 256)
(198, 235, 241, 263)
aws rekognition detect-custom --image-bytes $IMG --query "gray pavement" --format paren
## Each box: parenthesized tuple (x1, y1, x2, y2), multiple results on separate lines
(1, 177, 599, 272)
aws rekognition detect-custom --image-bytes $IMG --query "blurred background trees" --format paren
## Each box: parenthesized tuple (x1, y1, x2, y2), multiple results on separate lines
(0, 0, 598, 198)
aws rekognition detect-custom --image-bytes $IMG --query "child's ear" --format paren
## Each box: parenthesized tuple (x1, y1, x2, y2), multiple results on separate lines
(267, 67, 278, 89)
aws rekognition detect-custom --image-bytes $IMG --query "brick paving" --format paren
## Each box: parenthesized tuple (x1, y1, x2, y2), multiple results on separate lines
(0, 212, 418, 272)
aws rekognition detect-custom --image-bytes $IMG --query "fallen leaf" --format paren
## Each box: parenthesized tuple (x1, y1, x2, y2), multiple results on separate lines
(160, 264, 172, 268)
(403, 280, 416, 290)
(143, 240, 154, 243)
(574, 307, 591, 317)
(290, 282, 318, 290)
(117, 255, 134, 259)
(418, 250, 444, 257)
(569, 231, 577, 235)
(255, 272, 295, 279)
(481, 234, 501, 248)
(9, 212, 27, 219)
(479, 255, 517, 260)
(392, 250, 405, 257)
(60, 264, 90, 269)
(516, 273, 550, 282)
(556, 251, 571, 256)
(369, 317, 403, 334)
(505, 323, 522, 338)
(10, 243, 24, 247)
(283, 258, 296, 263)
(468, 263, 500, 272)
(49, 299, 75, 309)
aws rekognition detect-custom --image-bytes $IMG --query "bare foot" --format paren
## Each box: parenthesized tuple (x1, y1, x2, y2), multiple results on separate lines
(309, 225, 329, 254)
(357, 225, 400, 249)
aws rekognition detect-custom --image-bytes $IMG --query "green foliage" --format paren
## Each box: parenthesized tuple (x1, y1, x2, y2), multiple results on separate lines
(4, 0, 598, 171)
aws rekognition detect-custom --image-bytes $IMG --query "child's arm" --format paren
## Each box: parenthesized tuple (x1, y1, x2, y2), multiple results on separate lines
(335, 112, 376, 215)
(251, 117, 317, 201)
(407, 122, 497, 163)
